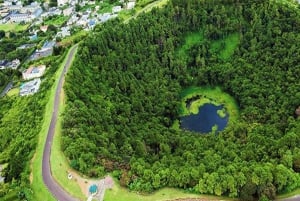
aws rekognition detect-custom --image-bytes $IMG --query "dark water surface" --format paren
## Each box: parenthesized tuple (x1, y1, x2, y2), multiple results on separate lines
(181, 104, 229, 133)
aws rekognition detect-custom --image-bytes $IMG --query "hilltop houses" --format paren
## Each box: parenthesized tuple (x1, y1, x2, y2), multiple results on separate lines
(29, 40, 56, 61)
(3, 1, 43, 23)
(22, 65, 46, 80)
(0, 59, 20, 70)
(20, 78, 41, 96)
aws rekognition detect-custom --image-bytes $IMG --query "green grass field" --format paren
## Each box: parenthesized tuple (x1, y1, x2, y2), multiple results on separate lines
(210, 33, 240, 60)
(177, 31, 204, 59)
(177, 31, 239, 61)
(0, 23, 29, 32)
(123, 0, 169, 23)
(104, 178, 234, 201)
(6, 88, 19, 97)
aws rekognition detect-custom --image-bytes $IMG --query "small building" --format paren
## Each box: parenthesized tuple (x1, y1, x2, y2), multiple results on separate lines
(32, 7, 43, 18)
(20, 78, 41, 96)
(40, 25, 48, 32)
(42, 40, 56, 51)
(9, 13, 32, 23)
(57, 0, 69, 7)
(0, 60, 9, 70)
(56, 26, 70, 38)
(126, 1, 136, 10)
(17, 44, 35, 49)
(22, 65, 46, 80)
(87, 19, 96, 30)
(29, 33, 38, 41)
(9, 59, 20, 69)
(112, 6, 122, 13)
(63, 7, 73, 16)
(7, 5, 22, 12)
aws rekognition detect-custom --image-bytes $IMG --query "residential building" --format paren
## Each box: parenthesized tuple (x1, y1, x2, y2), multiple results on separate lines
(9, 13, 31, 23)
(20, 78, 41, 96)
(17, 43, 35, 49)
(112, 6, 122, 13)
(0, 59, 20, 70)
(0, 60, 9, 70)
(57, 0, 69, 6)
(63, 7, 73, 16)
(9, 59, 20, 69)
(29, 40, 55, 61)
(42, 40, 56, 50)
(57, 26, 70, 38)
(7, 5, 22, 12)
(126, 1, 136, 9)
(40, 25, 48, 32)
(22, 65, 46, 80)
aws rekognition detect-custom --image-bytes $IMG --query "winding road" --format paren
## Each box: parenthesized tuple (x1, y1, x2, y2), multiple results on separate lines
(42, 44, 79, 201)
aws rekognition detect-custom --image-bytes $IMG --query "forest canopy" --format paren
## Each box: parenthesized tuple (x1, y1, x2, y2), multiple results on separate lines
(62, 0, 300, 200)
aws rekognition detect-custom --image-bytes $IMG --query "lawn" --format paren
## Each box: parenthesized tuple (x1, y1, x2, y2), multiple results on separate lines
(0, 23, 29, 32)
(6, 88, 19, 97)
(177, 31, 204, 59)
(123, 0, 169, 23)
(30, 46, 78, 201)
(210, 33, 240, 60)
(104, 180, 234, 201)
(177, 31, 239, 61)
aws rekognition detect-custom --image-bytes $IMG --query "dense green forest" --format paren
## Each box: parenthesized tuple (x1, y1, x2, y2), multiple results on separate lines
(62, 0, 300, 200)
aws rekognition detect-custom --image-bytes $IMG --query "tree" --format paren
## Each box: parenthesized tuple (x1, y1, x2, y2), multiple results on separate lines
(0, 30, 5, 39)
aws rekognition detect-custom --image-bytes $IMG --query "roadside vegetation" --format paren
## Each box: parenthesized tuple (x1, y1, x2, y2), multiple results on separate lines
(61, 1, 300, 201)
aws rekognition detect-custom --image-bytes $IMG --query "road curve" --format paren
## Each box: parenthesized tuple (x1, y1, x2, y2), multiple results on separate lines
(278, 196, 300, 201)
(42, 44, 79, 201)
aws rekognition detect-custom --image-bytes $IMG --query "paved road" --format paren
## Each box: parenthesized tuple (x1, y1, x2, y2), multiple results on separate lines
(0, 81, 13, 97)
(278, 196, 300, 201)
(42, 44, 79, 201)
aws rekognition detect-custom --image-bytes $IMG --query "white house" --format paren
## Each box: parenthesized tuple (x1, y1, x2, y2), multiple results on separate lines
(126, 1, 136, 10)
(112, 6, 122, 13)
(7, 5, 22, 12)
(9, 13, 31, 23)
(20, 78, 41, 96)
(57, 0, 69, 6)
(63, 7, 73, 16)
(22, 65, 46, 80)
(9, 59, 20, 69)
(57, 26, 70, 38)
